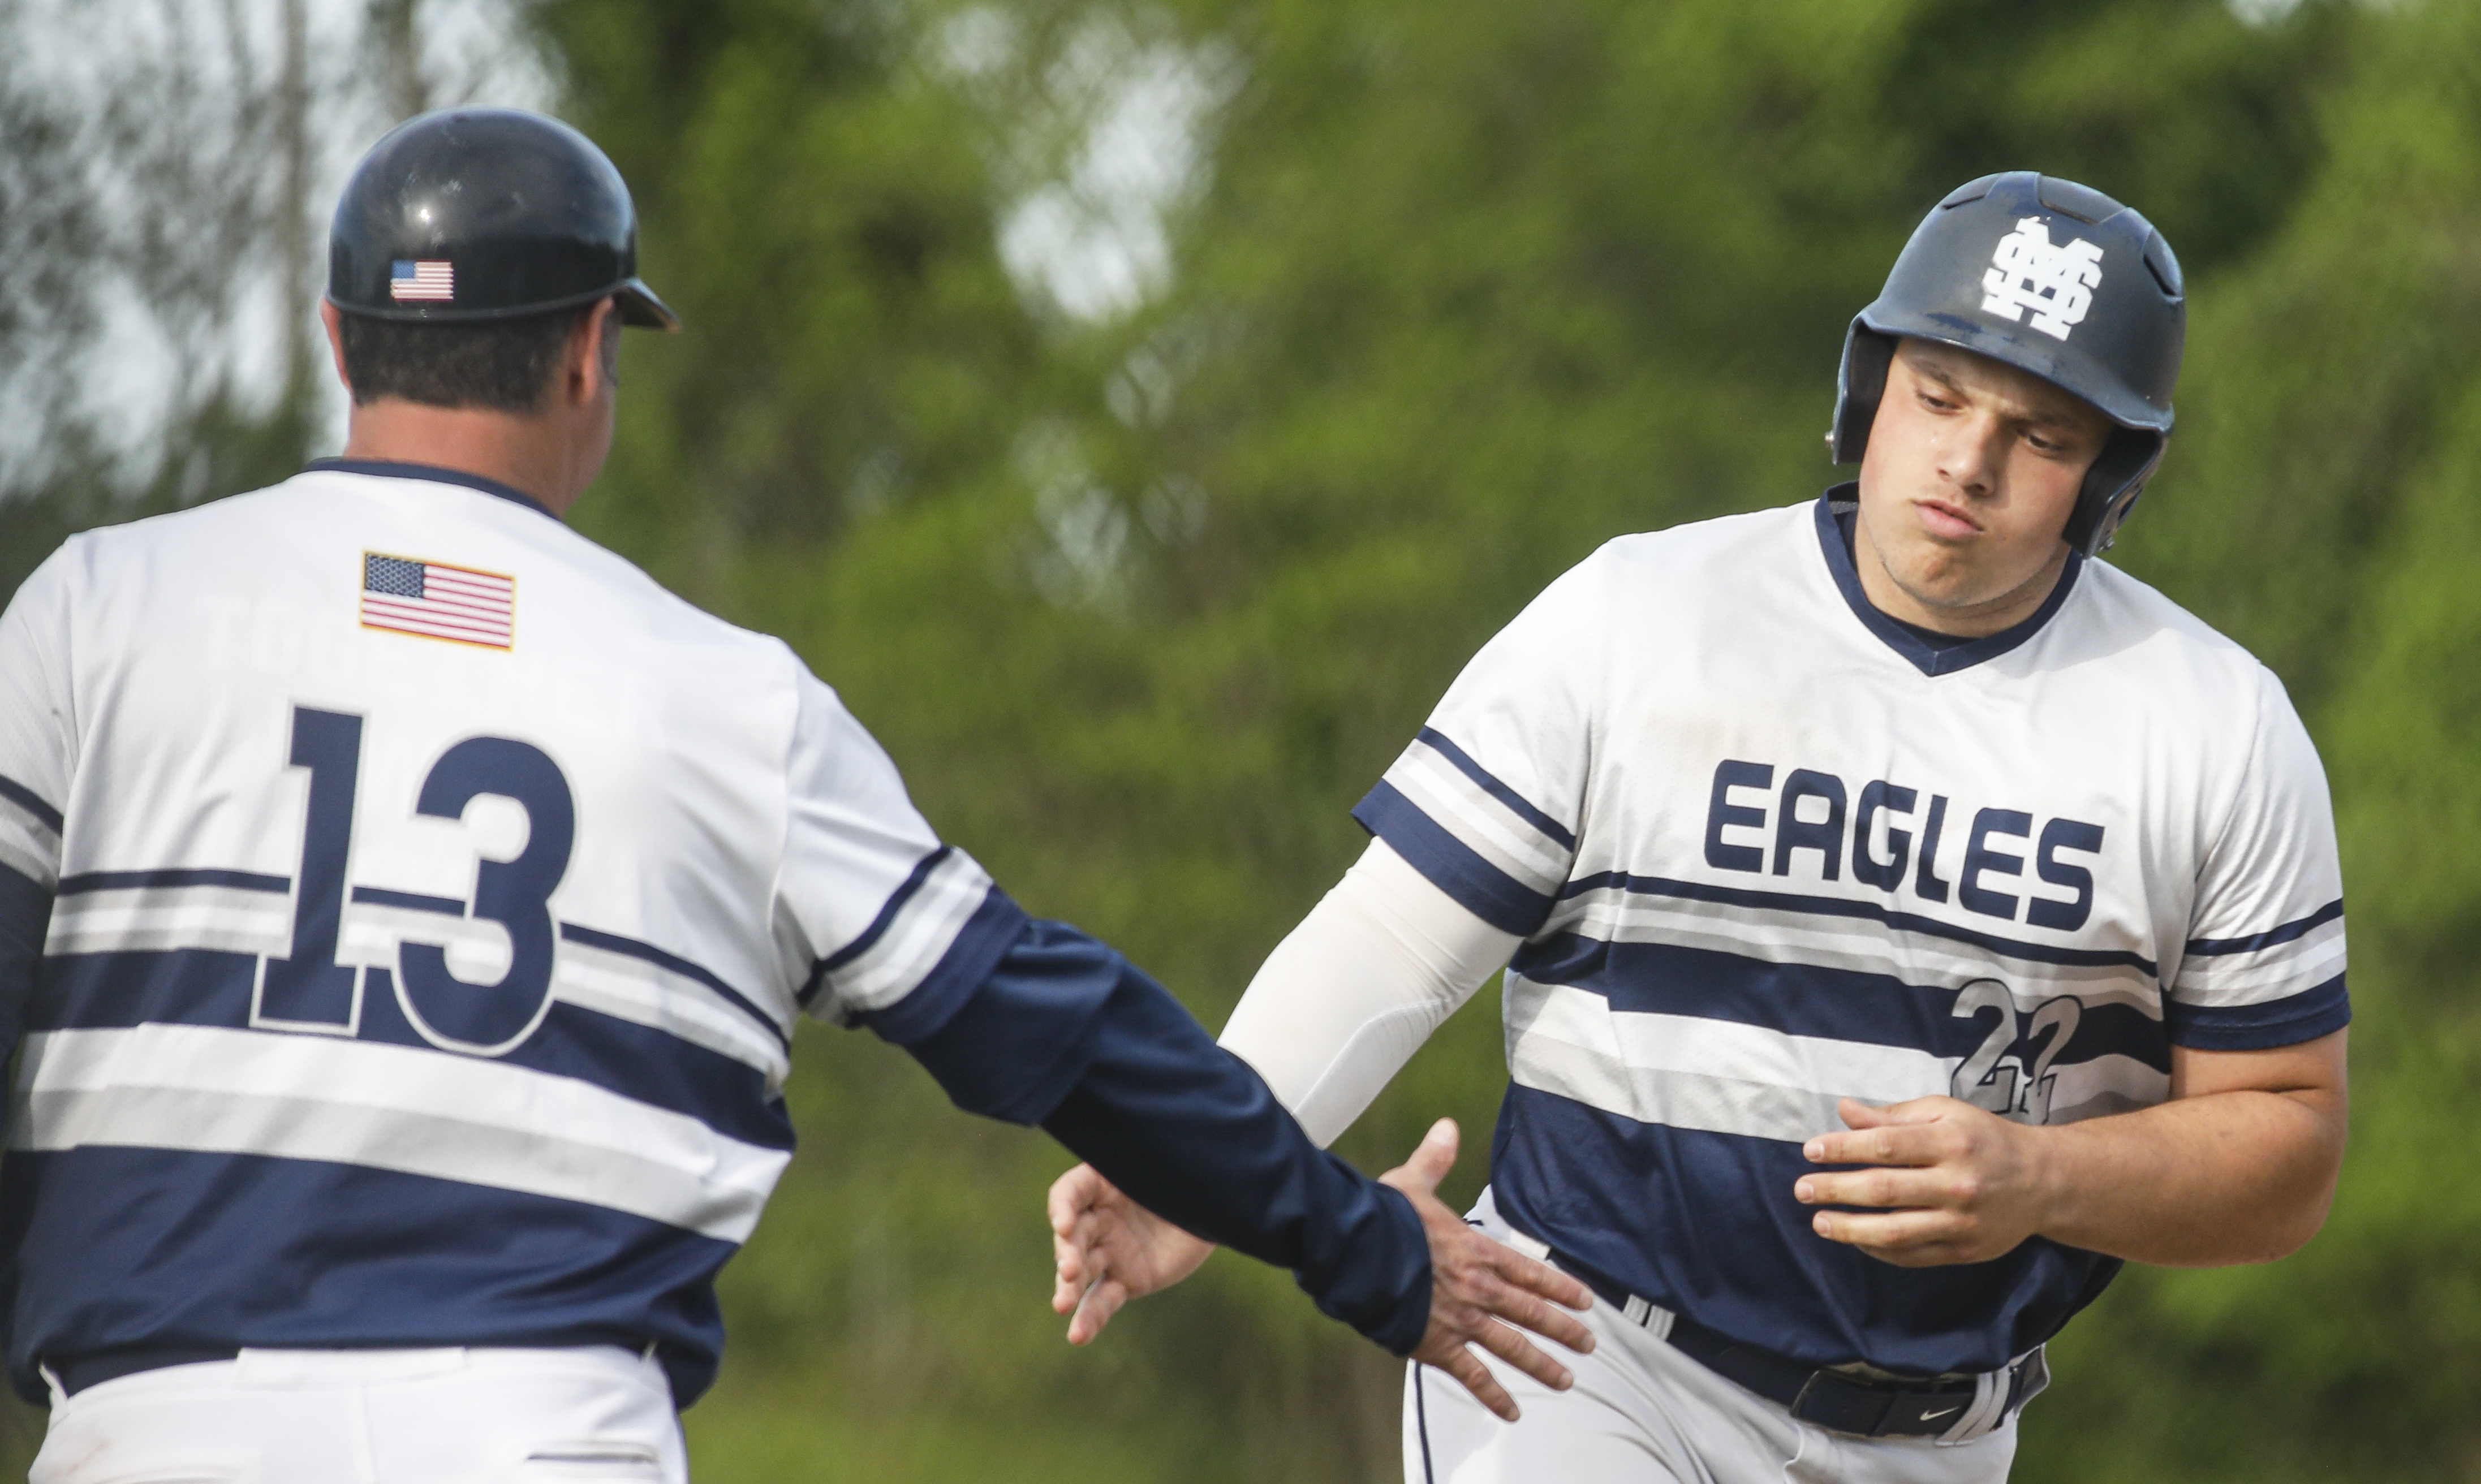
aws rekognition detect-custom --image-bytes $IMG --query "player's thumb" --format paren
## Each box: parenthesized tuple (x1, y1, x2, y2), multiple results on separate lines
(1382, 1117, 1459, 1199)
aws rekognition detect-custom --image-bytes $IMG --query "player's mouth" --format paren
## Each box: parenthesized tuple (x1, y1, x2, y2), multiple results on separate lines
(1913, 497, 1983, 541)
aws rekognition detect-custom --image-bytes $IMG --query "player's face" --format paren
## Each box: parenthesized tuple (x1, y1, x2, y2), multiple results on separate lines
(1852, 338, 2112, 637)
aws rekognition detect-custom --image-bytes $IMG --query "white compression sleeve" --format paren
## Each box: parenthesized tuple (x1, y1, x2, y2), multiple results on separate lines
(1218, 838, 1522, 1147)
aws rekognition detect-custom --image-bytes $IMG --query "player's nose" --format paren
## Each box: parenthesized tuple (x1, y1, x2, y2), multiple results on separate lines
(1936, 412, 2006, 499)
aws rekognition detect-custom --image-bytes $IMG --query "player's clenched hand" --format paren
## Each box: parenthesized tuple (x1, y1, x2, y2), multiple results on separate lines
(1048, 1162, 1216, 1345)
(1795, 1095, 2053, 1266)
(1381, 1118, 1595, 1423)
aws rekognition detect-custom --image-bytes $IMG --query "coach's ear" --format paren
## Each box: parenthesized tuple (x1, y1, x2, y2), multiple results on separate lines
(320, 301, 353, 396)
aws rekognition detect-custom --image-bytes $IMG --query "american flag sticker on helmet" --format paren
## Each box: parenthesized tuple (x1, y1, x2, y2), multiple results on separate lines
(361, 553, 515, 648)
(389, 259, 454, 301)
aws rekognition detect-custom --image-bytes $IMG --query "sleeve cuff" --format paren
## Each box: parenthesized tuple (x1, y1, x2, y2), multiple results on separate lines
(854, 886, 1034, 1046)
(1297, 1181, 1432, 1356)
(2165, 974, 2350, 1051)
(1352, 782, 1554, 938)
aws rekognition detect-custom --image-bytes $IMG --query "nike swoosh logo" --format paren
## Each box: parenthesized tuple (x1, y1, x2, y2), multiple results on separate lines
(1920, 1405, 1962, 1421)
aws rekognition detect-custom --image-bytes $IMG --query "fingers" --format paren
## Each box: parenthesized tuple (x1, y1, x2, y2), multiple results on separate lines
(1478, 1282, 1597, 1358)
(1836, 1097, 1896, 1129)
(1461, 1314, 1576, 1394)
(1380, 1118, 1460, 1200)
(1808, 1204, 1974, 1259)
(1426, 1227, 1595, 1359)
(1803, 1119, 1953, 1168)
(1487, 1245, 1594, 1315)
(1794, 1166, 1960, 1211)
(1423, 1345, 1522, 1425)
(1047, 1163, 1109, 1238)
(1066, 1275, 1130, 1345)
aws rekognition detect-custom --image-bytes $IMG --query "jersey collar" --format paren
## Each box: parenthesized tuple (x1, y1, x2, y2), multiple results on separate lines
(305, 458, 557, 520)
(1812, 485, 2083, 678)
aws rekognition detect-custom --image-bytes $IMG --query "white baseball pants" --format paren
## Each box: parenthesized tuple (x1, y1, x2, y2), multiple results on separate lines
(31, 1345, 687, 1484)
(1405, 1197, 2021, 1484)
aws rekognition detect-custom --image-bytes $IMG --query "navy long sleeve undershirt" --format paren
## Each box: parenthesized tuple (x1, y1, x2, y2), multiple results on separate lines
(873, 912, 1434, 1356)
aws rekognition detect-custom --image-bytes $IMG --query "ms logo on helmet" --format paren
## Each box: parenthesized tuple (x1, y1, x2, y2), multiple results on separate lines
(1981, 218, 2105, 340)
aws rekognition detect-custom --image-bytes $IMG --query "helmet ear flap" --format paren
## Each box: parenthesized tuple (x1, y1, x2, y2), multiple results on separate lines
(2067, 427, 2165, 555)
(1830, 325, 1895, 464)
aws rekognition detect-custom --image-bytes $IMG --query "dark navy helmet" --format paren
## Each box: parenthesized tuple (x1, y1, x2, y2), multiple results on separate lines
(328, 108, 678, 331)
(1831, 172, 2184, 554)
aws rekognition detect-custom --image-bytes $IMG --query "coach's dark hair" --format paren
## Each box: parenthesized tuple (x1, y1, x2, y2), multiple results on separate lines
(337, 302, 618, 413)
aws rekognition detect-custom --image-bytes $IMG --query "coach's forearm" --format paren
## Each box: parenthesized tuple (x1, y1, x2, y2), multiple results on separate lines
(891, 918, 1433, 1353)
(1036, 971, 1432, 1352)
(2021, 1082, 2345, 1266)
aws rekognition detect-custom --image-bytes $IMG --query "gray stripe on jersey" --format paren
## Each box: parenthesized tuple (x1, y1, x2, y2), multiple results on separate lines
(12, 1024, 790, 1242)
(1384, 740, 1570, 898)
(552, 938, 791, 1087)
(820, 846, 996, 1015)
(1505, 977, 2169, 1142)
(46, 883, 293, 959)
(2167, 917, 2346, 1006)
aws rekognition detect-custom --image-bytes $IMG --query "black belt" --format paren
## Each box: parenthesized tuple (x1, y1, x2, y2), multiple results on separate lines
(1550, 1250, 2034, 1439)
(51, 1345, 242, 1397)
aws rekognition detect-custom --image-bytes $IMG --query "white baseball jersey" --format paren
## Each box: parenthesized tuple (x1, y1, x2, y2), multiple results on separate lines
(0, 460, 1023, 1404)
(1353, 491, 2347, 1377)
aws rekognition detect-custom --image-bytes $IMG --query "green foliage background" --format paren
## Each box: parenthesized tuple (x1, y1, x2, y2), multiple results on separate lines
(8, 0, 2481, 1477)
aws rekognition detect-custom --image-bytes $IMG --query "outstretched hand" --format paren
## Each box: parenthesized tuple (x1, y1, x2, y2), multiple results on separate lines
(1381, 1118, 1596, 1421)
(1048, 1119, 1596, 1422)
(1048, 1162, 1217, 1345)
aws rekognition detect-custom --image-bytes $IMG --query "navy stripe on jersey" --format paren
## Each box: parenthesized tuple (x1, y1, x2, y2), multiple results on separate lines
(1560, 871, 2161, 976)
(0, 774, 63, 835)
(2163, 973, 2349, 1050)
(1486, 1082, 2113, 1374)
(559, 922, 788, 1050)
(351, 885, 463, 914)
(2, 1146, 732, 1407)
(1815, 491, 2087, 678)
(2185, 899, 2345, 956)
(807, 844, 953, 989)
(58, 868, 290, 896)
(856, 886, 1035, 1045)
(31, 950, 795, 1150)
(1415, 727, 1578, 851)
(1353, 781, 1555, 937)
(305, 458, 554, 519)
(1511, 933, 2172, 1071)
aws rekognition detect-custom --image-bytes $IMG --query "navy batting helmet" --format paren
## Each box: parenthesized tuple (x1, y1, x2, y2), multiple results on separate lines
(1830, 172, 2183, 554)
(328, 109, 678, 331)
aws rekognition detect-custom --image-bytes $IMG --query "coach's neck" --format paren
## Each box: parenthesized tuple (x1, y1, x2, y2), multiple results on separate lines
(318, 299, 621, 520)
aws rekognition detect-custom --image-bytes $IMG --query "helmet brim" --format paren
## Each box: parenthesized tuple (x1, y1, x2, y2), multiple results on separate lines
(615, 278, 680, 332)
(1855, 303, 2168, 435)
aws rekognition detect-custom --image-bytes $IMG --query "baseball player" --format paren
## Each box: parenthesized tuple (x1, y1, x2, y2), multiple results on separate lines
(1048, 171, 2350, 1481)
(0, 109, 1593, 1482)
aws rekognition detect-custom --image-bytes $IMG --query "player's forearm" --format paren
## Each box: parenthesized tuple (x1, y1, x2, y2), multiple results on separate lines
(1218, 839, 1514, 1145)
(2025, 1083, 2345, 1266)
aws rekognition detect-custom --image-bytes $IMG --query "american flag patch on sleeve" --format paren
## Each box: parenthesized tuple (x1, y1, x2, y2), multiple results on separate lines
(362, 553, 515, 648)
